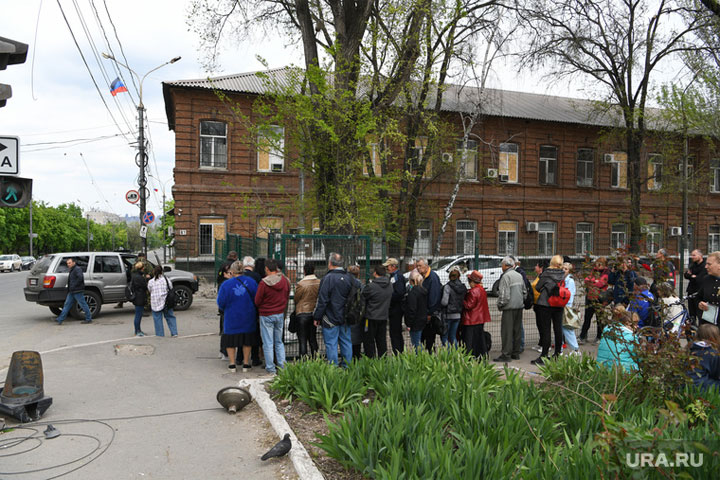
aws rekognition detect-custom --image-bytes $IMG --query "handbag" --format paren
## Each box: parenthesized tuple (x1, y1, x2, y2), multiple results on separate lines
(288, 311, 299, 334)
(432, 314, 447, 336)
(163, 276, 177, 310)
(562, 306, 581, 329)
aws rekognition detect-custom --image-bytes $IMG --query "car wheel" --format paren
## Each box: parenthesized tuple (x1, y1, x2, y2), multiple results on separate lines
(49, 306, 62, 316)
(70, 290, 102, 319)
(172, 285, 193, 311)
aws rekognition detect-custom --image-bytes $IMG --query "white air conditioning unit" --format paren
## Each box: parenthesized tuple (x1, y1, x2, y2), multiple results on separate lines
(603, 153, 615, 164)
(526, 222, 539, 232)
(442, 152, 453, 163)
(640, 225, 650, 234)
(487, 168, 498, 178)
(270, 163, 284, 173)
(670, 226, 682, 236)
(499, 174, 509, 183)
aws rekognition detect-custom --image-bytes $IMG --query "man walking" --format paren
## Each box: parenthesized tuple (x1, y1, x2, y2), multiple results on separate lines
(495, 256, 527, 362)
(56, 257, 92, 324)
(314, 252, 353, 366)
(684, 249, 707, 325)
(384, 258, 406, 354)
(362, 264, 393, 357)
(254, 258, 290, 374)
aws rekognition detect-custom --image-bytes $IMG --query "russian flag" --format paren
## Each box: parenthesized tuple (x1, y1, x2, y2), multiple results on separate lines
(110, 77, 128, 96)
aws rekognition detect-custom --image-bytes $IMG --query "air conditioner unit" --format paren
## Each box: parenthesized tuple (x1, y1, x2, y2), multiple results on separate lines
(526, 222, 539, 232)
(670, 226, 682, 236)
(487, 168, 498, 178)
(640, 225, 650, 234)
(442, 152, 453, 163)
(270, 163, 284, 173)
(498, 174, 509, 183)
(603, 153, 615, 164)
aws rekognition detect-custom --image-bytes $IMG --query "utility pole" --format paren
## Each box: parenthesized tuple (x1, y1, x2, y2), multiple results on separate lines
(86, 211, 90, 251)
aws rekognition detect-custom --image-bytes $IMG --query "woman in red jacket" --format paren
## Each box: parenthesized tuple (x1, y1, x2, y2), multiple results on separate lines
(462, 270, 491, 358)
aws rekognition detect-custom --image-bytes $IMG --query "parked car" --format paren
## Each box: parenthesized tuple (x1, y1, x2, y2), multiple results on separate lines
(24, 252, 199, 320)
(404, 255, 504, 295)
(0, 254, 22, 272)
(21, 256, 36, 270)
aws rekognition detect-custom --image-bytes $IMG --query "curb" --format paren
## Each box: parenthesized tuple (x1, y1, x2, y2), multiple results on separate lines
(241, 378, 325, 480)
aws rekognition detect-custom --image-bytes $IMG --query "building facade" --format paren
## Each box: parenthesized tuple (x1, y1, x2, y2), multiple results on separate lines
(162, 69, 720, 264)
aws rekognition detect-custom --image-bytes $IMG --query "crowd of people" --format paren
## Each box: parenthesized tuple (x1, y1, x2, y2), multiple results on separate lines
(209, 248, 720, 390)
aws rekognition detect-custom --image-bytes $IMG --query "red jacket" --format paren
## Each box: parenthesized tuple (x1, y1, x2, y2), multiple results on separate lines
(584, 268, 609, 301)
(255, 273, 290, 316)
(462, 284, 491, 325)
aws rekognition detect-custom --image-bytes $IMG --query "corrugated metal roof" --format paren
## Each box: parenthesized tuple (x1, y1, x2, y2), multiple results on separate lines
(162, 67, 631, 129)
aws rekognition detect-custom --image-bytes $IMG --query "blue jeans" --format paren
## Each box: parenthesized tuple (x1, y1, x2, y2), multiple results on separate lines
(133, 305, 144, 334)
(259, 314, 286, 373)
(322, 323, 352, 367)
(444, 319, 460, 346)
(57, 292, 91, 323)
(152, 309, 177, 336)
(562, 326, 579, 351)
(409, 330, 423, 349)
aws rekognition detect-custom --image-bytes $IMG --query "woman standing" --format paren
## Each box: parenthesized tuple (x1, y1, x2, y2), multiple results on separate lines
(404, 272, 428, 350)
(130, 262, 148, 336)
(217, 261, 259, 372)
(294, 262, 321, 357)
(532, 255, 566, 365)
(441, 269, 466, 346)
(462, 271, 491, 358)
(147, 265, 178, 337)
(561, 262, 580, 355)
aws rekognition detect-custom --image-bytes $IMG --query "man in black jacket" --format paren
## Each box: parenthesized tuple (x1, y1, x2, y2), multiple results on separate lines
(684, 249, 707, 325)
(56, 257, 92, 325)
(314, 252, 353, 366)
(384, 258, 407, 354)
(362, 264, 393, 357)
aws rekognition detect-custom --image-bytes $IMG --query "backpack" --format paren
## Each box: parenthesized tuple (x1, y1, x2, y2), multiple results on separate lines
(344, 280, 365, 325)
(125, 283, 135, 301)
(641, 294, 663, 328)
(523, 279, 534, 310)
(548, 280, 571, 307)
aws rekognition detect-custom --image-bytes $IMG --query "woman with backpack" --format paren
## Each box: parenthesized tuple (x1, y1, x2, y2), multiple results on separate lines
(130, 262, 148, 337)
(147, 265, 178, 337)
(441, 269, 467, 346)
(532, 255, 567, 365)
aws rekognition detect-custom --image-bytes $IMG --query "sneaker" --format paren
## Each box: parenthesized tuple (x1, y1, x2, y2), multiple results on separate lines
(493, 355, 511, 363)
(530, 357, 545, 366)
(171, 334, 178, 338)
(135, 332, 145, 337)
(532, 345, 542, 353)
(570, 350, 581, 357)
(510, 354, 520, 360)
(228, 364, 236, 373)
(242, 364, 251, 372)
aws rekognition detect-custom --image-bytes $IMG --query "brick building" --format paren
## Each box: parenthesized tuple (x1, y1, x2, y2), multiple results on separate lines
(162, 68, 720, 267)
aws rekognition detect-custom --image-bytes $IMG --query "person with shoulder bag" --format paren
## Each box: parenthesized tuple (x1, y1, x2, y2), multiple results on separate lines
(532, 255, 567, 365)
(561, 262, 581, 356)
(293, 262, 321, 358)
(147, 265, 178, 337)
(129, 262, 148, 337)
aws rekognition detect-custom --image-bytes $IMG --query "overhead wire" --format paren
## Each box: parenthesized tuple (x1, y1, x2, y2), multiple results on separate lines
(30, 0, 44, 101)
(20, 132, 131, 153)
(77, 152, 120, 216)
(102, 0, 140, 97)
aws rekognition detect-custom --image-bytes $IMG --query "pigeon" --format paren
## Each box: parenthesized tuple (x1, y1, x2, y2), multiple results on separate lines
(261, 433, 292, 461)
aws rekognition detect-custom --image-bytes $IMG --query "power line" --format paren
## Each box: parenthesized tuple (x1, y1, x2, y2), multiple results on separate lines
(21, 132, 131, 153)
(77, 152, 119, 216)
(102, 0, 140, 98)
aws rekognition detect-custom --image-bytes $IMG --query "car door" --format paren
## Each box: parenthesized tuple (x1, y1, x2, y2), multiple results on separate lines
(92, 254, 125, 301)
(477, 257, 503, 291)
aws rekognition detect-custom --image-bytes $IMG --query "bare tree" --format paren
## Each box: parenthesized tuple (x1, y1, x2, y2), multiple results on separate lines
(518, 0, 712, 252)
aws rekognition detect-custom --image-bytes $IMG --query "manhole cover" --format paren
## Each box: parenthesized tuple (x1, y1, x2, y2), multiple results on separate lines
(114, 344, 155, 356)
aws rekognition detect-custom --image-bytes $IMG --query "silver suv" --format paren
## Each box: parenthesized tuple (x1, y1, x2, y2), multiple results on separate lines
(24, 252, 199, 319)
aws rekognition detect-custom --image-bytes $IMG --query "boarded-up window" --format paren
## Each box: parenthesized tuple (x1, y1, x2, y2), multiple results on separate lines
(499, 143, 519, 183)
(256, 217, 283, 239)
(199, 217, 226, 256)
(257, 125, 285, 172)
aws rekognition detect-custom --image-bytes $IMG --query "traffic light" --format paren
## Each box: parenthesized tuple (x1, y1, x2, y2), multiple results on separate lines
(0, 175, 32, 208)
(0, 36, 29, 108)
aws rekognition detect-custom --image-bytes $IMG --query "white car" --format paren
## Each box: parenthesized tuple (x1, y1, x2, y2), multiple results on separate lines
(405, 254, 504, 294)
(0, 254, 22, 272)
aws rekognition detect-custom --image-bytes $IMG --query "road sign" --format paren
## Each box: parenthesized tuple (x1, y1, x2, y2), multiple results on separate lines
(0, 136, 19, 174)
(139, 225, 148, 238)
(125, 190, 140, 204)
(142, 211, 155, 225)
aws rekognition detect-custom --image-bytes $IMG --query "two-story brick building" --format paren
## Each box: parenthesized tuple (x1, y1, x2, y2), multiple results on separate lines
(162, 68, 720, 267)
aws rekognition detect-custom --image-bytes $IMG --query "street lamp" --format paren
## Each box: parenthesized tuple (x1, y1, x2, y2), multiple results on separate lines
(101, 52, 181, 255)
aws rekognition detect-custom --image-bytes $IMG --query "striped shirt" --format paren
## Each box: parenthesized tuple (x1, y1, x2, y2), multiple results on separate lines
(147, 275, 173, 312)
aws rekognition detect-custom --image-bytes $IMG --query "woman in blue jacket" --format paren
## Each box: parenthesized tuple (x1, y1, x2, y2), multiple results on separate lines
(217, 261, 259, 373)
(688, 323, 720, 392)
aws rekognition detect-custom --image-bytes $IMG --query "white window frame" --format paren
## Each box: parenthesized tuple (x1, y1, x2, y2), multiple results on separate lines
(538, 222, 556, 256)
(646, 224, 663, 255)
(499, 143, 519, 183)
(539, 145, 558, 185)
(199, 121, 227, 168)
(498, 221, 517, 256)
(575, 223, 593, 255)
(456, 220, 476, 255)
(414, 219, 431, 256)
(648, 154, 663, 191)
(611, 223, 627, 251)
(610, 152, 628, 189)
(710, 225, 720, 252)
(456, 139, 478, 181)
(257, 125, 285, 173)
(364, 142, 382, 177)
(711, 159, 720, 193)
(577, 148, 594, 187)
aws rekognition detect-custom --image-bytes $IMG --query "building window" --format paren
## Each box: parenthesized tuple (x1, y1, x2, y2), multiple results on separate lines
(499, 143, 519, 183)
(645, 223, 662, 255)
(311, 220, 324, 259)
(539, 145, 557, 185)
(576, 148, 594, 187)
(199, 121, 227, 168)
(256, 217, 283, 239)
(199, 217, 226, 256)
(575, 223, 593, 255)
(610, 152, 628, 188)
(415, 136, 431, 178)
(456, 220, 476, 254)
(710, 159, 720, 193)
(710, 225, 720, 252)
(364, 142, 382, 177)
(538, 222, 556, 256)
(456, 139, 477, 180)
(611, 223, 627, 251)
(414, 219, 431, 256)
(257, 125, 285, 172)
(648, 154, 663, 191)
(498, 221, 517, 256)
